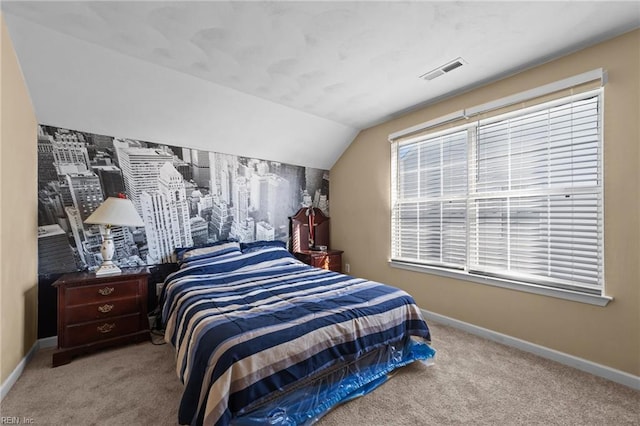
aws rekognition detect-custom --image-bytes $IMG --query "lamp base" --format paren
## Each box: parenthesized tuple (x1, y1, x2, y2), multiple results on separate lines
(95, 262, 122, 276)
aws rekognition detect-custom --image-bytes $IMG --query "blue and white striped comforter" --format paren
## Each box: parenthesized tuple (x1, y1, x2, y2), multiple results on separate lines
(161, 246, 432, 426)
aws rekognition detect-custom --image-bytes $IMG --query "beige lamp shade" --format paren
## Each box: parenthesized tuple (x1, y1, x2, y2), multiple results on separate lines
(85, 197, 144, 227)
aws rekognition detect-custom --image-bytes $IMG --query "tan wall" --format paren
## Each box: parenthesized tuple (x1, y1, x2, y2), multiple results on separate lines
(0, 14, 39, 384)
(330, 30, 640, 375)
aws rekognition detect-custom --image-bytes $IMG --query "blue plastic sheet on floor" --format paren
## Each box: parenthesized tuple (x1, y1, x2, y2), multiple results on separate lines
(232, 339, 436, 426)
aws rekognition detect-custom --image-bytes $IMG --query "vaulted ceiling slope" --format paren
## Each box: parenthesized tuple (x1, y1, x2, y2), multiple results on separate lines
(3, 1, 639, 169)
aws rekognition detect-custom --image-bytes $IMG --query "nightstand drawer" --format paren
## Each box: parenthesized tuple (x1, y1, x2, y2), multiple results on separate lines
(65, 313, 141, 347)
(66, 281, 140, 306)
(65, 297, 140, 324)
(295, 250, 343, 273)
(310, 255, 340, 266)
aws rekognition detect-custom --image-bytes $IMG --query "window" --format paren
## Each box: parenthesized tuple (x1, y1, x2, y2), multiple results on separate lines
(391, 90, 604, 298)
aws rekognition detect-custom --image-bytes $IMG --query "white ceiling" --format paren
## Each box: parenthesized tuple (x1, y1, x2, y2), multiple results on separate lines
(3, 1, 639, 169)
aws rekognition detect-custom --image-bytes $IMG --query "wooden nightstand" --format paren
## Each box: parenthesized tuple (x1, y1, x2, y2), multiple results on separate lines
(294, 250, 344, 273)
(52, 267, 150, 367)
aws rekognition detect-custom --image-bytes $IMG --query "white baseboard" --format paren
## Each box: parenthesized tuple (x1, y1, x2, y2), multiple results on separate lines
(0, 336, 58, 401)
(0, 341, 38, 400)
(421, 309, 640, 391)
(38, 336, 58, 349)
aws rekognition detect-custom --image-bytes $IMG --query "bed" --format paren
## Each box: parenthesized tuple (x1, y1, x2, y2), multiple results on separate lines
(160, 241, 435, 426)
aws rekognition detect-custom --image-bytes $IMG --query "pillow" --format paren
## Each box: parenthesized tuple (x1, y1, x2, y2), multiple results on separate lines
(240, 240, 287, 253)
(174, 239, 238, 262)
(170, 242, 298, 281)
(177, 241, 241, 264)
(178, 249, 241, 270)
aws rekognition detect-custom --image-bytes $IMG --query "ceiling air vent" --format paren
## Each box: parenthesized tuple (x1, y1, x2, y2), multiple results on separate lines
(420, 57, 466, 81)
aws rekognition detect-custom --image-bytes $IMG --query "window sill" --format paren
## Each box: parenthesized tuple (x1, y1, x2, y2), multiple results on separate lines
(388, 260, 612, 307)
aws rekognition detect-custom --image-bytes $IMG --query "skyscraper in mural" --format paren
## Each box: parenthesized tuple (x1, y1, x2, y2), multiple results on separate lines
(159, 162, 192, 247)
(230, 176, 254, 242)
(141, 163, 193, 263)
(190, 149, 211, 188)
(65, 173, 104, 221)
(51, 131, 90, 175)
(37, 130, 58, 187)
(93, 165, 125, 198)
(37, 224, 77, 275)
(118, 146, 174, 214)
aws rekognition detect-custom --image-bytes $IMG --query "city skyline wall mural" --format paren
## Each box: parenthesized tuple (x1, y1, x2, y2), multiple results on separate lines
(36, 125, 330, 276)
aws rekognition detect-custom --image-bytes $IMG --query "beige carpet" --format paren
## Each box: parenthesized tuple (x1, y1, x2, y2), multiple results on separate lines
(1, 322, 638, 425)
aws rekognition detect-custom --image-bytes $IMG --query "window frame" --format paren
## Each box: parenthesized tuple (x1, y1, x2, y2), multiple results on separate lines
(389, 89, 611, 306)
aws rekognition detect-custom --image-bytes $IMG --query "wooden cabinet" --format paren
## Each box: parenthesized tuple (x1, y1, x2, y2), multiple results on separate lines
(294, 250, 344, 273)
(52, 267, 150, 367)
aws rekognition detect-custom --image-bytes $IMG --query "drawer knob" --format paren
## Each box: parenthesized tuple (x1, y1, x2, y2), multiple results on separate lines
(97, 323, 116, 334)
(97, 304, 114, 313)
(98, 287, 115, 296)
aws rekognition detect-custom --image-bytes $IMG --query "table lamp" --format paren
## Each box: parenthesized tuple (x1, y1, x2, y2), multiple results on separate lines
(84, 196, 144, 276)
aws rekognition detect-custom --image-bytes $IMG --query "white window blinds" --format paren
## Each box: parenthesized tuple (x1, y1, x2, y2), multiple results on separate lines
(391, 90, 603, 295)
(392, 130, 468, 269)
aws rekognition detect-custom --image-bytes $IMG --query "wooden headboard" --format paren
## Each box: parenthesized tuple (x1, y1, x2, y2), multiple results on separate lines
(289, 208, 330, 252)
